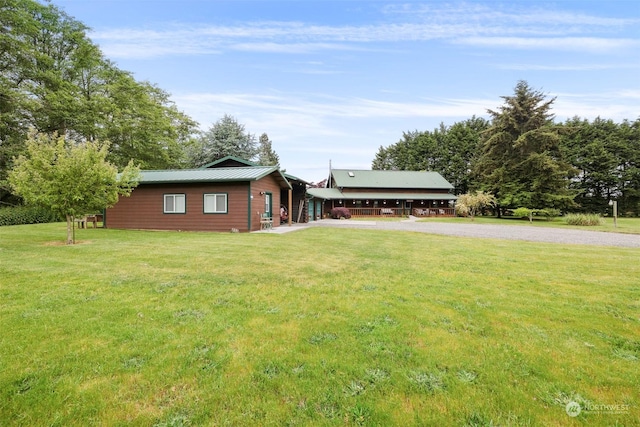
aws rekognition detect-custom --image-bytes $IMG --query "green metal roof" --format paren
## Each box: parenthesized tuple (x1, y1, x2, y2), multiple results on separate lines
(307, 188, 456, 201)
(338, 192, 457, 200)
(283, 172, 308, 185)
(200, 155, 259, 168)
(331, 169, 453, 190)
(307, 188, 344, 199)
(137, 166, 291, 189)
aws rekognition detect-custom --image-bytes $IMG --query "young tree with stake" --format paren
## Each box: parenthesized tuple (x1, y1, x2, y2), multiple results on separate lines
(8, 132, 140, 244)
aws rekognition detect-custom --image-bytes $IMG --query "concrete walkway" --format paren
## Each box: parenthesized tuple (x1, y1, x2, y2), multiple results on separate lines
(257, 217, 640, 248)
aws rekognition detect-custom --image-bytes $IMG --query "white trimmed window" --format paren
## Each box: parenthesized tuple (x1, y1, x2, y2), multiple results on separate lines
(164, 194, 186, 213)
(203, 193, 227, 214)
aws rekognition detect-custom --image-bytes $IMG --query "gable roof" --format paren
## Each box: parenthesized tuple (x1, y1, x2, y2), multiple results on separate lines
(331, 169, 454, 190)
(306, 188, 457, 201)
(200, 156, 259, 169)
(135, 166, 291, 189)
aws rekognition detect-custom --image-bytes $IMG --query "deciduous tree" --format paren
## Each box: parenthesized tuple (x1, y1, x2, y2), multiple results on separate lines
(455, 191, 496, 220)
(8, 131, 139, 244)
(1, 0, 197, 204)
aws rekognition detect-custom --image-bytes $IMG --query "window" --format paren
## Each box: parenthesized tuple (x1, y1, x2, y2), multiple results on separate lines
(204, 193, 227, 214)
(164, 194, 185, 214)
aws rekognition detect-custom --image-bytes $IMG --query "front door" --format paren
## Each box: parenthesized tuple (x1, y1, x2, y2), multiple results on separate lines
(308, 199, 315, 222)
(265, 192, 272, 218)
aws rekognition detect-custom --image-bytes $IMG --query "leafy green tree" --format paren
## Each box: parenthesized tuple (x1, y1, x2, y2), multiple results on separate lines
(8, 131, 139, 244)
(617, 118, 640, 215)
(559, 117, 619, 213)
(0, 0, 198, 202)
(101, 71, 198, 169)
(257, 132, 280, 166)
(371, 145, 394, 170)
(439, 117, 489, 194)
(189, 114, 257, 166)
(1, 0, 44, 203)
(475, 81, 576, 214)
(371, 117, 488, 194)
(558, 116, 640, 216)
(455, 191, 496, 220)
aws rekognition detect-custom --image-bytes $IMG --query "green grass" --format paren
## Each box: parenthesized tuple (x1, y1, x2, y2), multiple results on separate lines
(420, 215, 640, 234)
(1, 223, 638, 426)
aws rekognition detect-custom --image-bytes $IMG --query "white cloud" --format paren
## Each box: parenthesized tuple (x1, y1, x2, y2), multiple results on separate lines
(456, 37, 640, 53)
(172, 87, 639, 178)
(494, 63, 638, 71)
(173, 91, 492, 131)
(552, 90, 640, 121)
(90, 3, 639, 59)
(383, 3, 639, 29)
(230, 42, 362, 54)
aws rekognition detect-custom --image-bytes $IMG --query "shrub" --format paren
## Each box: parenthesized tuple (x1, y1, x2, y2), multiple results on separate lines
(513, 207, 560, 222)
(0, 206, 60, 226)
(455, 204, 469, 217)
(512, 207, 533, 221)
(565, 213, 603, 226)
(537, 208, 561, 220)
(330, 207, 351, 219)
(455, 191, 496, 220)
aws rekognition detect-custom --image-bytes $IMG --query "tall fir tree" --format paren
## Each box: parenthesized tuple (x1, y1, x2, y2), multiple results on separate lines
(474, 81, 576, 213)
(257, 133, 280, 166)
(189, 115, 257, 166)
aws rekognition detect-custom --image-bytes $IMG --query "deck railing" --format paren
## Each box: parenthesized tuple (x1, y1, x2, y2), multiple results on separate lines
(412, 208, 455, 217)
(347, 207, 455, 217)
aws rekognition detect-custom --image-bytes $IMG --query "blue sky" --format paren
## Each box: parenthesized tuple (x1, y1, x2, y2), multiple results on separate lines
(53, 0, 639, 182)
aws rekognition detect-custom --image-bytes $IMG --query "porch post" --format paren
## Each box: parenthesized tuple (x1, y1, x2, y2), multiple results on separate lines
(288, 188, 292, 226)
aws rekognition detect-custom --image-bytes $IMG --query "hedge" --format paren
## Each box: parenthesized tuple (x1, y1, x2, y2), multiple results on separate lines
(0, 206, 60, 226)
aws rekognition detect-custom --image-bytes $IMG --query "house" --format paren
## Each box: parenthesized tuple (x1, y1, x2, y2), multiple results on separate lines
(105, 156, 294, 232)
(306, 169, 457, 219)
(201, 156, 310, 224)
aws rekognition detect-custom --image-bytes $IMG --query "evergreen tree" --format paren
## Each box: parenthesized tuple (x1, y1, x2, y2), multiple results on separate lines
(474, 81, 576, 213)
(189, 115, 257, 166)
(558, 117, 619, 213)
(257, 133, 280, 166)
(371, 118, 487, 194)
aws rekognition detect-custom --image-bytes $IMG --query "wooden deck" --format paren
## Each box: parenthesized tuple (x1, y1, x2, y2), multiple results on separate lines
(348, 207, 455, 217)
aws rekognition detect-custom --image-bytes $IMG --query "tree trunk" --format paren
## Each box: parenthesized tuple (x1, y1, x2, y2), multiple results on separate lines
(66, 215, 74, 245)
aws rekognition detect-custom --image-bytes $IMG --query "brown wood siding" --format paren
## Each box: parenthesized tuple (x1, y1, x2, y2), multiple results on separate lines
(106, 175, 286, 232)
(106, 182, 251, 232)
(250, 176, 283, 230)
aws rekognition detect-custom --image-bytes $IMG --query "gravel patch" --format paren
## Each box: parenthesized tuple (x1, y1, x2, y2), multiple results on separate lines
(309, 219, 640, 248)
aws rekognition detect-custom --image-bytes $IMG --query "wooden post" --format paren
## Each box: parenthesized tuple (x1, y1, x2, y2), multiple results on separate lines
(288, 188, 292, 226)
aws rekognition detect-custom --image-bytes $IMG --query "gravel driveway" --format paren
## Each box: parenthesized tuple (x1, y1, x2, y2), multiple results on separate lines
(307, 218, 640, 248)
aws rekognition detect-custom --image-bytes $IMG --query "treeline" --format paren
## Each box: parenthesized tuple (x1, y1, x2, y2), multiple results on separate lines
(0, 0, 283, 206)
(0, 0, 199, 204)
(373, 81, 640, 216)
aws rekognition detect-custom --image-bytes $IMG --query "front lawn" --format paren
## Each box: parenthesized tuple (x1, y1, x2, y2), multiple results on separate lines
(0, 223, 638, 425)
(420, 215, 640, 234)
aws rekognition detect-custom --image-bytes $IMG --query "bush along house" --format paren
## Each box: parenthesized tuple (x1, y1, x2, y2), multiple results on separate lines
(306, 169, 457, 219)
(105, 156, 299, 232)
